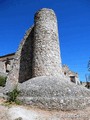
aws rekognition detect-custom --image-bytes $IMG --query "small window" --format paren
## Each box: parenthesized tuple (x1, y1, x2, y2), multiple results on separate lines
(5, 58, 11, 72)
(70, 76, 76, 83)
(64, 72, 66, 75)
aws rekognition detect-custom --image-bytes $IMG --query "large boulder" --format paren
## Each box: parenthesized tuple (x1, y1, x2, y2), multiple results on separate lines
(17, 76, 90, 111)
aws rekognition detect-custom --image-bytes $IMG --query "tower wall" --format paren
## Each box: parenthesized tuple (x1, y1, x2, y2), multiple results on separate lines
(5, 27, 34, 91)
(5, 8, 63, 92)
(32, 8, 62, 77)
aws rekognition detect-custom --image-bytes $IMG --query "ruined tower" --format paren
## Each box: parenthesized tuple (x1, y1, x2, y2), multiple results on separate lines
(32, 8, 62, 77)
(4, 8, 90, 111)
(5, 8, 63, 91)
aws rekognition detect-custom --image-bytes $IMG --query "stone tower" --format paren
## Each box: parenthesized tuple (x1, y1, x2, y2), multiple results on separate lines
(5, 8, 63, 91)
(32, 8, 62, 77)
(3, 8, 90, 112)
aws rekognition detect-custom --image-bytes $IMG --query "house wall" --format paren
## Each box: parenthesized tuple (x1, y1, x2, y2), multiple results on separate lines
(62, 65, 80, 85)
(0, 53, 15, 74)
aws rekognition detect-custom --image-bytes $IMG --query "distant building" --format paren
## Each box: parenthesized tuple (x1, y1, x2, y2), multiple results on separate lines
(0, 53, 15, 74)
(62, 65, 80, 85)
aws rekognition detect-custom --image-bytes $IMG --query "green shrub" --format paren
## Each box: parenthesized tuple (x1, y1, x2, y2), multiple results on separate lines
(7, 87, 20, 103)
(0, 76, 7, 87)
(15, 117, 22, 120)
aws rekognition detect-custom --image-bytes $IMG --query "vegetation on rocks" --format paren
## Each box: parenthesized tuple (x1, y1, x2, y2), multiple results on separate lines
(0, 76, 7, 87)
(7, 87, 21, 104)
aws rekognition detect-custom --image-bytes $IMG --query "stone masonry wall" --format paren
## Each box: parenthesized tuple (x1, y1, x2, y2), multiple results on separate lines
(5, 8, 63, 91)
(5, 27, 34, 91)
(0, 53, 15, 74)
(32, 8, 62, 77)
(18, 27, 34, 82)
(0, 61, 5, 73)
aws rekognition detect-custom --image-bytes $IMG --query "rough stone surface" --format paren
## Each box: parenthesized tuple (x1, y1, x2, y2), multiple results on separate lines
(17, 76, 90, 110)
(5, 26, 34, 92)
(0, 72, 7, 77)
(0, 53, 15, 74)
(0, 99, 90, 120)
(5, 8, 64, 92)
(1, 8, 90, 112)
(62, 65, 80, 85)
(32, 8, 62, 77)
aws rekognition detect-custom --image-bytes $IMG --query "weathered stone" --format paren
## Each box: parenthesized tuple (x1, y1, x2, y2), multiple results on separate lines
(5, 8, 65, 92)
(17, 76, 90, 110)
(0, 8, 90, 111)
(32, 8, 62, 77)
(5, 26, 34, 92)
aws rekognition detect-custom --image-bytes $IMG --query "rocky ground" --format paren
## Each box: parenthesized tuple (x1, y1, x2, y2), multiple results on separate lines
(1, 76, 90, 120)
(0, 98, 90, 120)
(17, 76, 90, 111)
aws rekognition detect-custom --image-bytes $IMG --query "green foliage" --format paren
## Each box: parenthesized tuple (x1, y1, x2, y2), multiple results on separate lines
(0, 76, 7, 87)
(15, 117, 22, 120)
(87, 59, 90, 72)
(7, 87, 20, 103)
(85, 82, 90, 89)
(15, 99, 22, 105)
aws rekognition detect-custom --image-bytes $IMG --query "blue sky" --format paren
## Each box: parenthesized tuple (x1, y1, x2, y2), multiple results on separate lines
(0, 0, 90, 81)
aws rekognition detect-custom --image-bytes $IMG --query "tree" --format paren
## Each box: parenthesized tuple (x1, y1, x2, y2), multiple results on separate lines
(87, 59, 90, 72)
(85, 58, 90, 89)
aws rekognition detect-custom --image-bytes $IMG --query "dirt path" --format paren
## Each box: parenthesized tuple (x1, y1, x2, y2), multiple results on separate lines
(0, 99, 90, 120)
